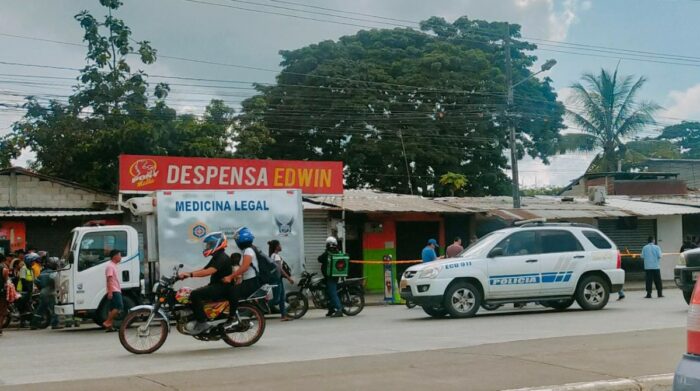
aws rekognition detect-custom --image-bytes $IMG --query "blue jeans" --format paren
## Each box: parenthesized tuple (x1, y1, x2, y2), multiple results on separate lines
(274, 279, 287, 316)
(326, 278, 342, 312)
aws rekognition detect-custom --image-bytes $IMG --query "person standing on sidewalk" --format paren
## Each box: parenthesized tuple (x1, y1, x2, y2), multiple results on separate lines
(641, 236, 663, 298)
(102, 250, 123, 331)
(445, 237, 464, 258)
(318, 237, 343, 318)
(0, 255, 11, 336)
(268, 240, 294, 321)
(422, 239, 438, 263)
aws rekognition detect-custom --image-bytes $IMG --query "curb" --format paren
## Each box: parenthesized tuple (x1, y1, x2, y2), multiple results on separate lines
(504, 374, 673, 391)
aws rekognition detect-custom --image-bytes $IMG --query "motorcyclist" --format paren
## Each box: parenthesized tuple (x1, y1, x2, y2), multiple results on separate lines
(318, 236, 343, 318)
(223, 227, 261, 328)
(32, 257, 60, 330)
(178, 232, 232, 335)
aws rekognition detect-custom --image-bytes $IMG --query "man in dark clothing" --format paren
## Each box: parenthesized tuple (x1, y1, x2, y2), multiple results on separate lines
(178, 232, 232, 335)
(32, 258, 60, 329)
(319, 237, 343, 317)
(680, 236, 697, 253)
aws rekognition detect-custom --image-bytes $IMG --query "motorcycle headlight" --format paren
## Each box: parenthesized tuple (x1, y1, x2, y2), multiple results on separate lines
(152, 282, 160, 294)
(418, 266, 440, 279)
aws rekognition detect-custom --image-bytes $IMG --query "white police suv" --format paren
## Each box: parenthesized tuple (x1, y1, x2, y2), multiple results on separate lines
(400, 222, 625, 318)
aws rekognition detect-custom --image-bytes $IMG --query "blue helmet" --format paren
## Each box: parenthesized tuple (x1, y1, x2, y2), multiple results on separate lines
(202, 232, 227, 257)
(233, 227, 254, 248)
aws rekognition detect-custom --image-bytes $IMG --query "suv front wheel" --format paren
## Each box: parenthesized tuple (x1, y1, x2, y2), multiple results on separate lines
(443, 282, 481, 318)
(575, 275, 610, 310)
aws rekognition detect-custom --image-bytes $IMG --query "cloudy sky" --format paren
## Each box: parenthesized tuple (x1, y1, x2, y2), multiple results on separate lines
(2, 0, 700, 188)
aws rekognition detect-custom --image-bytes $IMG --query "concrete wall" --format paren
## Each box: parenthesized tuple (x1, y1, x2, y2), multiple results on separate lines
(0, 173, 114, 209)
(656, 215, 683, 280)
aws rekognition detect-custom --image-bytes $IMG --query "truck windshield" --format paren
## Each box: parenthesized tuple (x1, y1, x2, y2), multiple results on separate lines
(457, 232, 506, 259)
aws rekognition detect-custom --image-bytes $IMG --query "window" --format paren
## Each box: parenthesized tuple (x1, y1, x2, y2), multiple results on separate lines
(78, 231, 127, 272)
(582, 230, 613, 249)
(493, 231, 539, 257)
(540, 230, 583, 254)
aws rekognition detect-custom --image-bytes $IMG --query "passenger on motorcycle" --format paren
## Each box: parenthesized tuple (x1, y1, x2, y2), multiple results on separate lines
(318, 236, 343, 318)
(222, 227, 261, 329)
(178, 232, 233, 335)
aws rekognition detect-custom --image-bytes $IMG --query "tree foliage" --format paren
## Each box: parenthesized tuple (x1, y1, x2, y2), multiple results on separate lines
(658, 121, 700, 158)
(439, 172, 468, 196)
(559, 67, 659, 172)
(1, 0, 234, 191)
(234, 17, 565, 196)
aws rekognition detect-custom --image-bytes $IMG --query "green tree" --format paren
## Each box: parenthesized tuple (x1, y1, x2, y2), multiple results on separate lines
(658, 121, 700, 158)
(439, 172, 468, 196)
(234, 17, 565, 195)
(559, 67, 659, 172)
(2, 0, 233, 191)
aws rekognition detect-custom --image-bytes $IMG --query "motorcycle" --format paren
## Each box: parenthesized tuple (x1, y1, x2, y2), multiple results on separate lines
(3, 292, 49, 329)
(118, 264, 270, 354)
(285, 271, 365, 319)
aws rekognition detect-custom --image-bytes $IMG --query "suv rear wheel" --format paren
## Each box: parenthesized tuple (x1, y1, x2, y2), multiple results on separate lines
(443, 282, 481, 318)
(575, 275, 609, 310)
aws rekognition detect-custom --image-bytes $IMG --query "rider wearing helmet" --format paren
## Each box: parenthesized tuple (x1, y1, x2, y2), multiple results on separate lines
(318, 236, 343, 317)
(178, 232, 233, 335)
(223, 227, 261, 328)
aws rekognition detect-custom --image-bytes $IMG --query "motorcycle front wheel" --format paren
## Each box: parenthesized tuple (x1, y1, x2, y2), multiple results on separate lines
(118, 309, 169, 354)
(341, 286, 365, 316)
(285, 292, 308, 319)
(222, 303, 266, 348)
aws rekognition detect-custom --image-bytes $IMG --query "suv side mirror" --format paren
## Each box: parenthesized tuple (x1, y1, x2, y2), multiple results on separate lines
(488, 247, 504, 258)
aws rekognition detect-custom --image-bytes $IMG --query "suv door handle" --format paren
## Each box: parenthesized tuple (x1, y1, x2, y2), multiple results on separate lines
(525, 259, 538, 263)
(573, 255, 585, 259)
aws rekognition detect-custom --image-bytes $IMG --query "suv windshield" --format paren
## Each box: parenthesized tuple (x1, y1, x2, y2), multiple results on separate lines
(458, 231, 506, 258)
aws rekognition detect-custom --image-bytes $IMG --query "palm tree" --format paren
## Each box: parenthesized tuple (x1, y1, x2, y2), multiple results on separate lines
(559, 67, 659, 172)
(439, 172, 468, 196)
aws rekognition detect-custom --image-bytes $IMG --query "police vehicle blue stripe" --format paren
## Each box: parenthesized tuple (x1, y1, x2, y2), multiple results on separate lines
(490, 271, 573, 285)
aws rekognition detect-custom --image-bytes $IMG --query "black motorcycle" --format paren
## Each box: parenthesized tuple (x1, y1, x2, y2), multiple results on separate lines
(3, 292, 49, 329)
(118, 264, 270, 354)
(285, 271, 365, 319)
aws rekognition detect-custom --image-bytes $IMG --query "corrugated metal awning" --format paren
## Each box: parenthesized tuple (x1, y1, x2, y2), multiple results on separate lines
(0, 210, 123, 217)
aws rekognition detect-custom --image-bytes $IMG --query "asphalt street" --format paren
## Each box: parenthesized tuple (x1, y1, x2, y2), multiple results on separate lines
(0, 290, 689, 389)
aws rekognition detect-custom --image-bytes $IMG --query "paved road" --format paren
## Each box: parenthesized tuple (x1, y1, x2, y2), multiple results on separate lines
(0, 290, 689, 388)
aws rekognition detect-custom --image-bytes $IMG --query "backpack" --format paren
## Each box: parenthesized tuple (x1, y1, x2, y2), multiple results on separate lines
(251, 246, 281, 285)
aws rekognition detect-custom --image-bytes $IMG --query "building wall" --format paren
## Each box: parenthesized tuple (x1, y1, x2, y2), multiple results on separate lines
(0, 173, 114, 209)
(656, 215, 683, 280)
(362, 213, 446, 294)
(645, 160, 700, 190)
(614, 180, 687, 196)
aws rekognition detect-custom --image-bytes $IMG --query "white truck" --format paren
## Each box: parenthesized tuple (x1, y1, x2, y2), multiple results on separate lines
(54, 189, 304, 325)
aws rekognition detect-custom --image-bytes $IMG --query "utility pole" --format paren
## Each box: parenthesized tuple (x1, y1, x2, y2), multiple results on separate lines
(505, 23, 521, 208)
(398, 130, 414, 195)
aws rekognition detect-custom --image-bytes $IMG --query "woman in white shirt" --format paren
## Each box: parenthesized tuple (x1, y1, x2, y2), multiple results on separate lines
(268, 240, 295, 321)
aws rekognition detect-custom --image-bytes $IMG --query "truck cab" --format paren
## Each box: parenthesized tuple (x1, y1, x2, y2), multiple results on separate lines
(55, 225, 141, 324)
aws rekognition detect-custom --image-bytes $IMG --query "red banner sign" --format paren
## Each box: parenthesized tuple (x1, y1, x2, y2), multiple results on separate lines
(119, 155, 343, 195)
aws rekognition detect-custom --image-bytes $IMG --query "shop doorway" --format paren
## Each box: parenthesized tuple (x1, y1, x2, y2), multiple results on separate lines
(396, 221, 440, 277)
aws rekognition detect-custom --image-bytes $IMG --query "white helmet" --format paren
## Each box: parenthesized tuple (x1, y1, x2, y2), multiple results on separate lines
(325, 236, 338, 246)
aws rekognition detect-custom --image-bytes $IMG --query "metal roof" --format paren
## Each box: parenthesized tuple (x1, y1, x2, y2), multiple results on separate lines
(0, 210, 123, 217)
(606, 196, 700, 215)
(304, 190, 464, 213)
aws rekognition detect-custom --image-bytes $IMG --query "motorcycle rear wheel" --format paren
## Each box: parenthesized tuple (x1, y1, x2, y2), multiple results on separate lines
(222, 304, 266, 348)
(118, 309, 169, 354)
(286, 292, 308, 319)
(341, 286, 365, 316)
